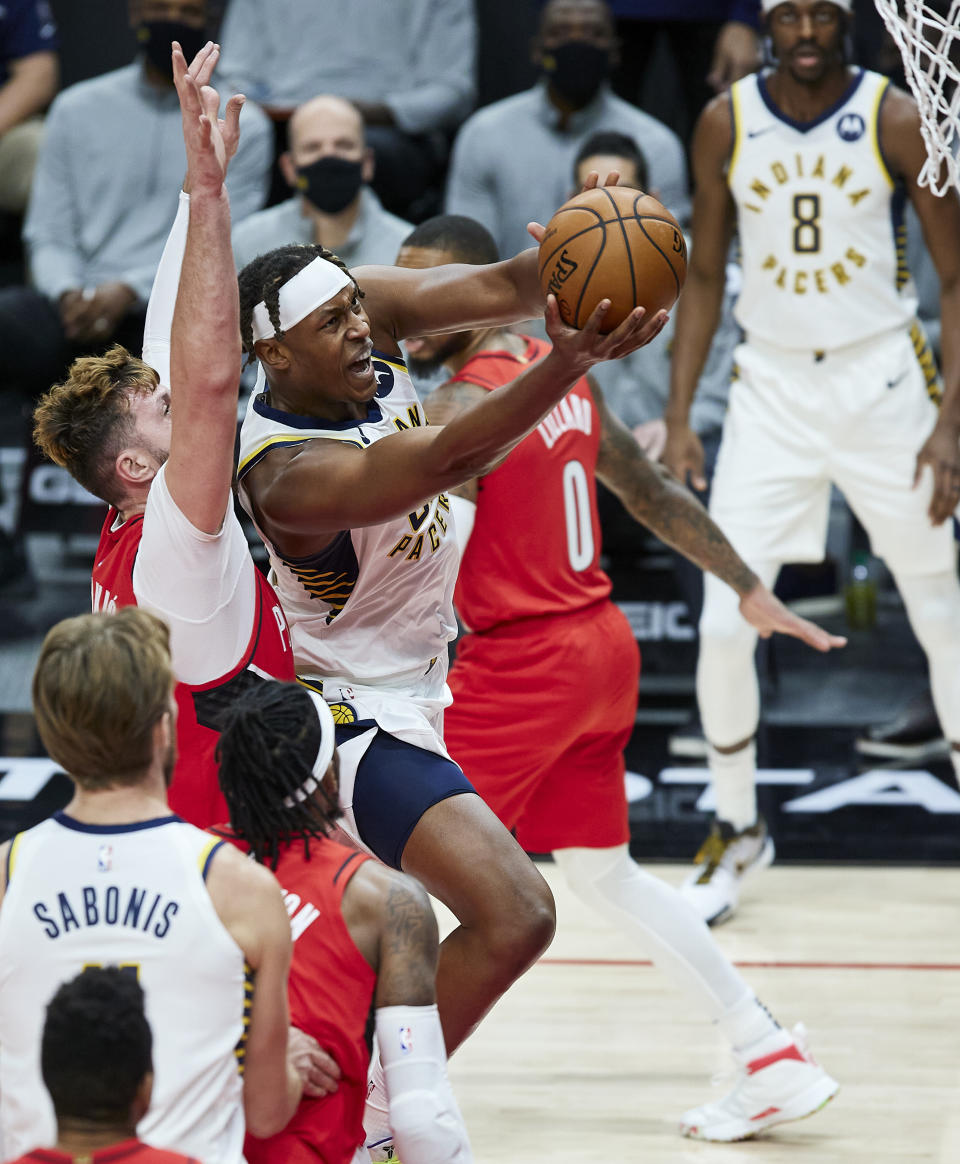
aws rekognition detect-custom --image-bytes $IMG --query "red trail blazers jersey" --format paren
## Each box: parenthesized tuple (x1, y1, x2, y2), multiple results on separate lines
(451, 336, 612, 632)
(221, 834, 376, 1164)
(91, 511, 295, 826)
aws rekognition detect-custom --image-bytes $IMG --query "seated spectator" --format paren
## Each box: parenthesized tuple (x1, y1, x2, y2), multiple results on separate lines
(8, 967, 201, 1164)
(445, 0, 688, 263)
(218, 0, 476, 220)
(233, 95, 412, 274)
(216, 681, 472, 1164)
(0, 0, 271, 404)
(0, 0, 58, 216)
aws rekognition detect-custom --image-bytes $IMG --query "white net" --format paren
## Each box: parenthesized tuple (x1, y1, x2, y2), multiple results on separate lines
(875, 0, 960, 195)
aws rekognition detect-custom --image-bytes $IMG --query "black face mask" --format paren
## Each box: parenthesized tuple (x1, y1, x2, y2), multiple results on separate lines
(137, 20, 209, 80)
(541, 40, 611, 107)
(295, 155, 365, 214)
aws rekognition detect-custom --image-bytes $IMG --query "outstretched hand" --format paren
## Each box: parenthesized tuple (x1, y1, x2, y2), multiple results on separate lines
(544, 293, 669, 368)
(172, 40, 245, 196)
(739, 583, 848, 653)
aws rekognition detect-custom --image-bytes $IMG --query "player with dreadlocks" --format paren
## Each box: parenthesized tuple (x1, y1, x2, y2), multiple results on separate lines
(216, 681, 471, 1164)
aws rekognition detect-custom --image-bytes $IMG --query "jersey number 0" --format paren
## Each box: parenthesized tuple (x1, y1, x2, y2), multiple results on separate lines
(562, 459, 594, 572)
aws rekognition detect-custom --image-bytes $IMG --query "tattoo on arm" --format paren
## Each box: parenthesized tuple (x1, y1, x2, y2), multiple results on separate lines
(596, 410, 758, 596)
(422, 379, 490, 428)
(377, 877, 438, 1008)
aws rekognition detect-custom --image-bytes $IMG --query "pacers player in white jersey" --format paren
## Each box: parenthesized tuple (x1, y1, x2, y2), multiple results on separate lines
(0, 608, 304, 1162)
(234, 193, 668, 1153)
(665, 0, 960, 924)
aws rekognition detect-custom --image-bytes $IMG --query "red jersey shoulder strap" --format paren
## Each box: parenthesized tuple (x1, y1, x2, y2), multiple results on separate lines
(449, 335, 549, 391)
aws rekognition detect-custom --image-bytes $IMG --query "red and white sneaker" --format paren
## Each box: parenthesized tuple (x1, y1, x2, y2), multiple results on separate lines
(680, 1024, 839, 1142)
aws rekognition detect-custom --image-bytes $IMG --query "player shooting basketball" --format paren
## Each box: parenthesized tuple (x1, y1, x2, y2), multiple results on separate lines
(664, 0, 960, 926)
(233, 206, 665, 1159)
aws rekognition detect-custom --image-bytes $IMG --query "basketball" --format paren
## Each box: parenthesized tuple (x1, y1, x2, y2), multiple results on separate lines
(537, 186, 687, 332)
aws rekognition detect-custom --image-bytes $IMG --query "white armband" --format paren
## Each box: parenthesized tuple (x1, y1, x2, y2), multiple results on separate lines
(376, 1003, 473, 1163)
(448, 494, 476, 558)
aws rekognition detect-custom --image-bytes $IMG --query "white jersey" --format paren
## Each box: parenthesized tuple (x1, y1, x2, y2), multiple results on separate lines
(237, 350, 459, 693)
(0, 814, 247, 1164)
(729, 68, 917, 351)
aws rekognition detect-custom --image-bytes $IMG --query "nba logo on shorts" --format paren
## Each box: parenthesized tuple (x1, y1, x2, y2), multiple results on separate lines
(399, 1025, 414, 1054)
(836, 113, 865, 142)
(97, 845, 113, 872)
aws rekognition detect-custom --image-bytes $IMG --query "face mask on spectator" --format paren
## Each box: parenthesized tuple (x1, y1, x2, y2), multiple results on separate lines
(137, 20, 210, 80)
(296, 156, 365, 214)
(540, 40, 611, 106)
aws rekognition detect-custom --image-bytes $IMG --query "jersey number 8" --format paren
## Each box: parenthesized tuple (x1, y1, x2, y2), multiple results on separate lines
(792, 193, 822, 254)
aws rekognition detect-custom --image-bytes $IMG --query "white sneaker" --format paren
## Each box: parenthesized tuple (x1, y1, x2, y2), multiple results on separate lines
(680, 817, 774, 925)
(680, 1024, 839, 1141)
(367, 1142, 401, 1162)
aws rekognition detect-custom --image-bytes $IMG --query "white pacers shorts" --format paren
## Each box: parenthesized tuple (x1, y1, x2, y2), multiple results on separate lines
(709, 325, 955, 576)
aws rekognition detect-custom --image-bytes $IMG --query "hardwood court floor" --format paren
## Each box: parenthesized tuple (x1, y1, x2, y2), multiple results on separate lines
(438, 862, 960, 1163)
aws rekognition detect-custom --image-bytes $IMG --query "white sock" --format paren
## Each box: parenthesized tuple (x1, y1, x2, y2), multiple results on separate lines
(708, 740, 758, 831)
(553, 844, 757, 1021)
(716, 991, 783, 1055)
(363, 1049, 391, 1147)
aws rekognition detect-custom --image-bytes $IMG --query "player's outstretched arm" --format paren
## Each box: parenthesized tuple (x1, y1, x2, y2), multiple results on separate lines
(883, 87, 960, 524)
(251, 296, 667, 546)
(356, 172, 622, 344)
(593, 379, 847, 653)
(344, 861, 473, 1163)
(166, 43, 246, 534)
(205, 844, 303, 1136)
(663, 95, 737, 491)
(353, 247, 544, 346)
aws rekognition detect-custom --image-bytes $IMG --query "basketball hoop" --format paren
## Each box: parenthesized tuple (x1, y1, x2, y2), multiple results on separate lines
(874, 0, 960, 195)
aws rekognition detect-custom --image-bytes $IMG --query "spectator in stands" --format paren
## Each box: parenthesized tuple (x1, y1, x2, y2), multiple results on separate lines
(218, 0, 476, 219)
(0, 0, 58, 216)
(233, 95, 412, 274)
(445, 0, 688, 262)
(0, 0, 272, 404)
(609, 2, 760, 144)
(8, 967, 201, 1164)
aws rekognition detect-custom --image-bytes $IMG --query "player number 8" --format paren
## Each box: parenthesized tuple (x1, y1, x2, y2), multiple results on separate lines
(792, 193, 821, 254)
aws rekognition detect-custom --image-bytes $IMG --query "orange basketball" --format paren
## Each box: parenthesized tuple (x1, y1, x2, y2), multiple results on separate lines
(537, 186, 687, 332)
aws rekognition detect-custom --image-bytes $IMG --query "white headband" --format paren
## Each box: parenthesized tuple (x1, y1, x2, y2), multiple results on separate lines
(282, 689, 337, 808)
(762, 0, 851, 9)
(251, 256, 352, 343)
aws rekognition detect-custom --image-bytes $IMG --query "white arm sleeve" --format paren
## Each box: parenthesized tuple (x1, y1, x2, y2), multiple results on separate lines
(448, 494, 475, 558)
(133, 464, 256, 686)
(376, 1004, 473, 1163)
(141, 189, 190, 387)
